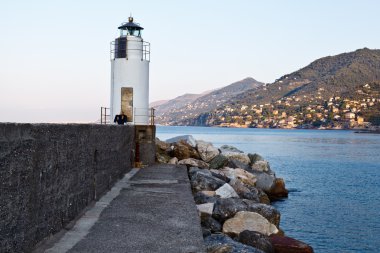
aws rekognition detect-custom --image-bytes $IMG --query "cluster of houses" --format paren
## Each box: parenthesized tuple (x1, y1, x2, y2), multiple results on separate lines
(213, 84, 379, 129)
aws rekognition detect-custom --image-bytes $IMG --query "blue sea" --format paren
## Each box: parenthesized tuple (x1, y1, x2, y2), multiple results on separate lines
(156, 126, 380, 253)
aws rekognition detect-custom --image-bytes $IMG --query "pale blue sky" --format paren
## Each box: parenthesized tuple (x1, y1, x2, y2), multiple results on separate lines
(1, 0, 379, 122)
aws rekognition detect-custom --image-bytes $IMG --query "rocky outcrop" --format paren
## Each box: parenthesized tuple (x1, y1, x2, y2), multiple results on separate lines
(222, 211, 279, 237)
(269, 235, 314, 253)
(155, 135, 312, 253)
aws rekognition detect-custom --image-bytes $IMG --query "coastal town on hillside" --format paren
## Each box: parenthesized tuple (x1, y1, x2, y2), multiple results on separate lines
(170, 83, 380, 130)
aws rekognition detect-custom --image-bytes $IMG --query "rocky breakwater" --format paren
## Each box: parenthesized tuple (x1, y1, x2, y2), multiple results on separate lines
(156, 135, 313, 253)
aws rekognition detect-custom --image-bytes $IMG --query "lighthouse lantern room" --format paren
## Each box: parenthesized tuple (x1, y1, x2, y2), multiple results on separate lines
(110, 16, 150, 125)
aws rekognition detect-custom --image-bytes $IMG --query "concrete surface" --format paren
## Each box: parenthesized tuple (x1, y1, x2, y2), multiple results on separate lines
(0, 123, 135, 253)
(45, 164, 205, 253)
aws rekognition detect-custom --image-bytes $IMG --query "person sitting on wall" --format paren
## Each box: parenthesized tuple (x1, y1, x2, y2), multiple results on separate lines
(114, 113, 128, 125)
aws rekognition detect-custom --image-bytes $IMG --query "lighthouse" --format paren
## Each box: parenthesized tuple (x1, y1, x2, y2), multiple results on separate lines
(110, 16, 150, 125)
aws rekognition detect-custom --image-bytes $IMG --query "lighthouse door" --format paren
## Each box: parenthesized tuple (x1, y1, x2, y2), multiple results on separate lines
(121, 87, 133, 122)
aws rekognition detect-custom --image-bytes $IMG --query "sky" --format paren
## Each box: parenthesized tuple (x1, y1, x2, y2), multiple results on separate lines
(1, 0, 380, 123)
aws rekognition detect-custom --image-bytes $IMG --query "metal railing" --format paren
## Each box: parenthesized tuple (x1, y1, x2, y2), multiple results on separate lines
(110, 40, 150, 61)
(100, 107, 110, 124)
(100, 107, 155, 125)
(134, 107, 155, 125)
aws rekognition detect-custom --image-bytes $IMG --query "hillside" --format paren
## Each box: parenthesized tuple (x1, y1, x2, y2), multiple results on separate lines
(178, 48, 380, 128)
(154, 77, 264, 125)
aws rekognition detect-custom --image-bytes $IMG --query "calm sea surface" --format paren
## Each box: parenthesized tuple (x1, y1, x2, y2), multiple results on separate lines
(157, 126, 380, 253)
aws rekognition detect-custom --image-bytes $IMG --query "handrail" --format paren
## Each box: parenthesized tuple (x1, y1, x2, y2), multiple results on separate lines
(100, 107, 110, 124)
(110, 40, 150, 61)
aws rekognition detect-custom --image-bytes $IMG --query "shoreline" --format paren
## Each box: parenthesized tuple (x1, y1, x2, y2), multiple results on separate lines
(156, 135, 314, 252)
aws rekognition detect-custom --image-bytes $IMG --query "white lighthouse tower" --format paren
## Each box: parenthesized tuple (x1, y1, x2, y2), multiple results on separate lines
(110, 16, 150, 125)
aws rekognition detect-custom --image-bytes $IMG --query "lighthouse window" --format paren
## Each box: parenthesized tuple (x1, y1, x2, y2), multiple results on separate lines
(127, 29, 141, 37)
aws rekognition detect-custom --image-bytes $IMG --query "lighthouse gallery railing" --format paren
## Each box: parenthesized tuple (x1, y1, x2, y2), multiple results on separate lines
(110, 41, 150, 61)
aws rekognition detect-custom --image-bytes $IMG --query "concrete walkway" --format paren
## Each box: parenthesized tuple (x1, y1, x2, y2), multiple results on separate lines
(44, 164, 205, 253)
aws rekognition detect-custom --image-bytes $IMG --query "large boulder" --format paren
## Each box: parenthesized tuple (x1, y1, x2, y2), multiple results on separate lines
(178, 158, 209, 169)
(155, 138, 171, 163)
(222, 211, 279, 236)
(168, 157, 178, 165)
(254, 173, 288, 200)
(200, 214, 222, 233)
(211, 192, 280, 225)
(254, 172, 276, 192)
(196, 203, 214, 215)
(217, 167, 257, 187)
(228, 158, 252, 171)
(170, 140, 200, 160)
(215, 183, 239, 198)
(238, 230, 274, 253)
(229, 179, 260, 202)
(243, 201, 281, 227)
(269, 235, 314, 253)
(219, 145, 244, 154)
(223, 152, 251, 165)
(269, 178, 289, 199)
(212, 198, 248, 222)
(251, 161, 271, 173)
(165, 135, 197, 148)
(190, 168, 225, 192)
(209, 154, 229, 170)
(204, 234, 266, 253)
(156, 138, 170, 151)
(193, 191, 218, 204)
(196, 140, 220, 162)
(248, 153, 264, 164)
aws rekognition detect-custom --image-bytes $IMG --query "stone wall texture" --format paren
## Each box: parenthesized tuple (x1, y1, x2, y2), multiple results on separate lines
(0, 123, 135, 253)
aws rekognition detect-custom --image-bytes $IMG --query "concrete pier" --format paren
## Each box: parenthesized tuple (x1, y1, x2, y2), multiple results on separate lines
(42, 164, 205, 253)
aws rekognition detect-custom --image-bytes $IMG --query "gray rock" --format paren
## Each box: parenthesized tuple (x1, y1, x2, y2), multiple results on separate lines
(227, 158, 252, 171)
(253, 172, 276, 192)
(212, 198, 247, 222)
(223, 152, 251, 165)
(197, 203, 214, 215)
(212, 198, 280, 227)
(204, 234, 266, 253)
(251, 161, 270, 173)
(190, 169, 225, 192)
(215, 183, 239, 198)
(211, 171, 231, 183)
(193, 191, 218, 204)
(209, 154, 229, 170)
(243, 201, 281, 227)
(178, 158, 209, 169)
(238, 230, 274, 253)
(219, 145, 244, 154)
(229, 179, 260, 202)
(201, 214, 222, 233)
(165, 135, 197, 147)
(196, 140, 220, 162)
(248, 153, 264, 164)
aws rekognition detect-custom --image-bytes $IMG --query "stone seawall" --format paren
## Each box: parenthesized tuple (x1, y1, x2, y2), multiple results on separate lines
(0, 123, 135, 253)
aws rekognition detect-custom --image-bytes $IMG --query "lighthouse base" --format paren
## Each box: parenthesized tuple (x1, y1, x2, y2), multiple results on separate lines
(134, 125, 156, 167)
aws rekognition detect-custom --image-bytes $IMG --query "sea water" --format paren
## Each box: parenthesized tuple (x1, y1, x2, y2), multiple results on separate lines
(157, 126, 380, 253)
